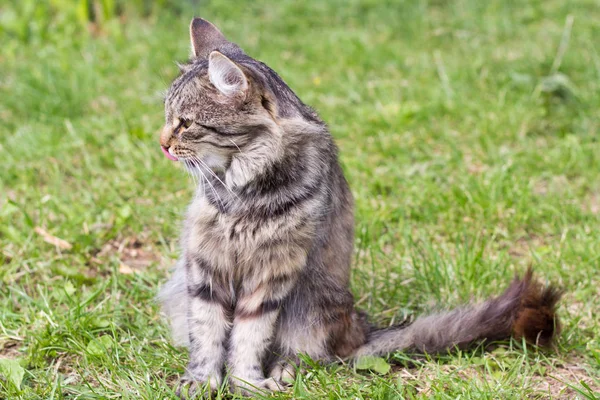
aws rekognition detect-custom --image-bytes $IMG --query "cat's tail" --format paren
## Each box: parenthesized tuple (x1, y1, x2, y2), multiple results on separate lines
(353, 269, 562, 358)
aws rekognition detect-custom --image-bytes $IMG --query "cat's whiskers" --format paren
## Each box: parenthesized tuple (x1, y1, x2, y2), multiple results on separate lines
(183, 158, 205, 192)
(182, 159, 198, 185)
(191, 158, 225, 209)
(194, 156, 241, 202)
(228, 138, 245, 155)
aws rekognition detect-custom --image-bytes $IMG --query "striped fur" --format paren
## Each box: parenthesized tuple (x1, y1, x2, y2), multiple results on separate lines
(158, 18, 562, 398)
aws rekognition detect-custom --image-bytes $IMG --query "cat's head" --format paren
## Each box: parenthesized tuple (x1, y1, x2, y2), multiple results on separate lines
(161, 18, 321, 188)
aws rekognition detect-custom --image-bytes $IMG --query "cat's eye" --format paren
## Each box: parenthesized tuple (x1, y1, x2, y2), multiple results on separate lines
(181, 119, 193, 129)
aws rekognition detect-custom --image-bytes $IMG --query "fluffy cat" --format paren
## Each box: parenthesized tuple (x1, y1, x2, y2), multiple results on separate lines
(159, 17, 562, 397)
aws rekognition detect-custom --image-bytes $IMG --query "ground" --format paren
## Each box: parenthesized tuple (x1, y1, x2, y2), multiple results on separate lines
(1, 0, 599, 399)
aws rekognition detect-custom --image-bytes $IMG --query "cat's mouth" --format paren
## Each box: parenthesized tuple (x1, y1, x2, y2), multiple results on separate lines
(161, 146, 179, 161)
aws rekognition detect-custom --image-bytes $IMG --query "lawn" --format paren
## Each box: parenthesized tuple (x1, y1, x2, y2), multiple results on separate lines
(1, 0, 599, 398)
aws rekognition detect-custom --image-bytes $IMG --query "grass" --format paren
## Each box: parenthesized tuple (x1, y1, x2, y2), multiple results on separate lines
(1, 0, 599, 398)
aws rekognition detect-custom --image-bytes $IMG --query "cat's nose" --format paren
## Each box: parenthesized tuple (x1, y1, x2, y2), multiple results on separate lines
(159, 125, 173, 148)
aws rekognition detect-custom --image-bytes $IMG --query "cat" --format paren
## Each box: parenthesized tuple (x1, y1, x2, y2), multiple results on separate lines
(158, 17, 562, 397)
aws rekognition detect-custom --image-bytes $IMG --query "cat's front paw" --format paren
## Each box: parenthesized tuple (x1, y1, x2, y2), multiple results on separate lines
(230, 377, 286, 396)
(176, 373, 221, 399)
(268, 361, 296, 385)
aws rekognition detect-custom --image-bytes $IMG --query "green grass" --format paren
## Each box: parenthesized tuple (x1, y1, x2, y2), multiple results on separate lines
(1, 0, 599, 398)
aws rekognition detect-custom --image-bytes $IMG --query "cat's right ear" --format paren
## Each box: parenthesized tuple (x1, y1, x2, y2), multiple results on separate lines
(189, 18, 228, 59)
(208, 51, 248, 98)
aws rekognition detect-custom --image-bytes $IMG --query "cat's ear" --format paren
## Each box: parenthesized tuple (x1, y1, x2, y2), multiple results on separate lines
(208, 51, 248, 97)
(190, 18, 228, 59)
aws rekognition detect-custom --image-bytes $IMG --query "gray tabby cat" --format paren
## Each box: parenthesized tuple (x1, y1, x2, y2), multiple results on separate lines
(159, 18, 562, 397)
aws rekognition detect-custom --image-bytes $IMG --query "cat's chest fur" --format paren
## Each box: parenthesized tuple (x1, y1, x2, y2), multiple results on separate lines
(182, 192, 312, 282)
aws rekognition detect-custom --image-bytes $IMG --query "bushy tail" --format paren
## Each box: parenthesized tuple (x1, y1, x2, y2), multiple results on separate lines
(354, 269, 562, 357)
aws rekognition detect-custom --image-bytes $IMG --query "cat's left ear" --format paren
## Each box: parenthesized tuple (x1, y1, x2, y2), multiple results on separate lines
(190, 18, 228, 59)
(208, 51, 248, 98)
